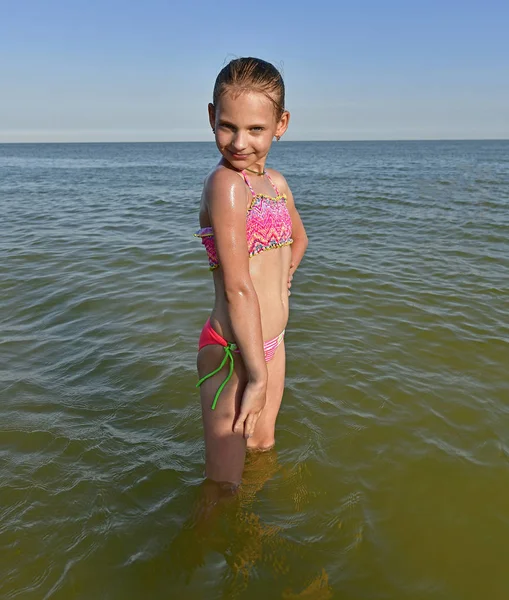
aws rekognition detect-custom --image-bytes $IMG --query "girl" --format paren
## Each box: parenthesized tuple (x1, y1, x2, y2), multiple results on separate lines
(195, 57, 308, 487)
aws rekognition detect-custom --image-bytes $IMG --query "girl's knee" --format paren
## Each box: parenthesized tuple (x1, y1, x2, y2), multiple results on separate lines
(247, 438, 275, 452)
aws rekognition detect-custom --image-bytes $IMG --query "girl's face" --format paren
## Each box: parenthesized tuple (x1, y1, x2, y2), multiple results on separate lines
(208, 90, 289, 170)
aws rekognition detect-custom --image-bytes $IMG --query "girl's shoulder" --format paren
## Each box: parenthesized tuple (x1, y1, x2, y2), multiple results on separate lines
(202, 166, 249, 210)
(265, 168, 289, 195)
(203, 165, 246, 193)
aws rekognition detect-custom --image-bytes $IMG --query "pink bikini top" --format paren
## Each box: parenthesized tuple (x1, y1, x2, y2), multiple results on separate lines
(195, 170, 293, 270)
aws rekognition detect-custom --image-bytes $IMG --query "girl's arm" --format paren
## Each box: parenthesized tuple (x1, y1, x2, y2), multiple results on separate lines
(206, 169, 267, 437)
(286, 185, 308, 277)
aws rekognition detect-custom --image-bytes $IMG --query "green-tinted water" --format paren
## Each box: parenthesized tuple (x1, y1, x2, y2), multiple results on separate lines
(1, 141, 508, 599)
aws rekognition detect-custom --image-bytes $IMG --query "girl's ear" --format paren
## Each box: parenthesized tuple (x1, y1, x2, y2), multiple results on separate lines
(208, 103, 216, 131)
(275, 110, 290, 139)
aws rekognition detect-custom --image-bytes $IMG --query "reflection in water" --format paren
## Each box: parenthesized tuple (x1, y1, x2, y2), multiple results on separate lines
(168, 449, 332, 598)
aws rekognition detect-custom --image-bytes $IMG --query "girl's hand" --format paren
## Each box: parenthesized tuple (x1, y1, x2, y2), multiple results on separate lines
(233, 381, 267, 439)
(287, 262, 295, 296)
(287, 273, 293, 296)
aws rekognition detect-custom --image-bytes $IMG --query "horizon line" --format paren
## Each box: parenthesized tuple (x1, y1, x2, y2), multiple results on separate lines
(1, 137, 508, 145)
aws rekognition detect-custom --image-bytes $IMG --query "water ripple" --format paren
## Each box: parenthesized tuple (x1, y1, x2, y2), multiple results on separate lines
(1, 141, 509, 599)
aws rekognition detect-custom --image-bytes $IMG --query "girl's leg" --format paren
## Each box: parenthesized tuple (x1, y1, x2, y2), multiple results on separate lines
(198, 344, 248, 486)
(247, 341, 285, 451)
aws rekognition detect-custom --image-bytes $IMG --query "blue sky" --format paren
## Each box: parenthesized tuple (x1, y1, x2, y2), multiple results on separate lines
(1, 0, 508, 142)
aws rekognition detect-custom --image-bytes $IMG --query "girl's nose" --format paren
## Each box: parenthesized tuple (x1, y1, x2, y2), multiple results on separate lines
(232, 131, 247, 151)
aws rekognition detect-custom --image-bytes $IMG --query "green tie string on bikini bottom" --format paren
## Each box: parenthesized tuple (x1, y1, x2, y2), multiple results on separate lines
(196, 342, 237, 410)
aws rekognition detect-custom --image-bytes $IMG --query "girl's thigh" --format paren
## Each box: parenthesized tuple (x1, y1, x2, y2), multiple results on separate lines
(198, 345, 247, 485)
(247, 340, 286, 450)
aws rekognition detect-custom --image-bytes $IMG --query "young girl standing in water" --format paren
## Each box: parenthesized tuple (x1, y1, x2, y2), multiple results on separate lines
(195, 57, 308, 487)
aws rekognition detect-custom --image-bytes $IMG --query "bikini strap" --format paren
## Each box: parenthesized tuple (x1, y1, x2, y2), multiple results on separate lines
(241, 171, 257, 197)
(264, 171, 281, 196)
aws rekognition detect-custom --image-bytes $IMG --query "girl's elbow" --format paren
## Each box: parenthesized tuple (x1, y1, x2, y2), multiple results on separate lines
(297, 233, 309, 249)
(223, 280, 254, 304)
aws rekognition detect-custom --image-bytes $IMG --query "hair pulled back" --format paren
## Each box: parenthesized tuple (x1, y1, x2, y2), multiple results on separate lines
(213, 57, 285, 120)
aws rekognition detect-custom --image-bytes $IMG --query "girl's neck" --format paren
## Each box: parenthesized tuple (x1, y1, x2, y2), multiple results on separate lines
(243, 166, 265, 176)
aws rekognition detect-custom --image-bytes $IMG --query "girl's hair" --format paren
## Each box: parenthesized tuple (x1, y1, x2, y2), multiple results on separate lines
(213, 57, 285, 119)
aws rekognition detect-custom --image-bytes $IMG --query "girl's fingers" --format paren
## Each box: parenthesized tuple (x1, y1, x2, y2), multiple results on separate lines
(233, 408, 248, 433)
(244, 413, 259, 439)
